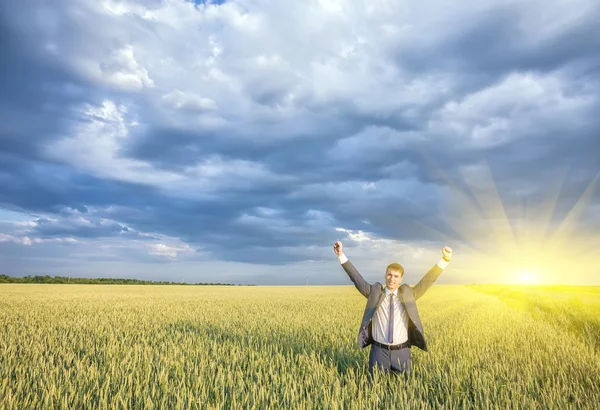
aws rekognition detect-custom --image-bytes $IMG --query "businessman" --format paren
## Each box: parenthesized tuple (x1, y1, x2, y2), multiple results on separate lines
(333, 241, 452, 376)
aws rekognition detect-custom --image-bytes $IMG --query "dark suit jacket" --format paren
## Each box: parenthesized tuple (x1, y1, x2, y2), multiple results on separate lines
(341, 259, 444, 351)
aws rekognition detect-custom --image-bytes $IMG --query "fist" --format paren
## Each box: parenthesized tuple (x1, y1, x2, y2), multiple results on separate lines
(333, 241, 343, 256)
(442, 246, 452, 261)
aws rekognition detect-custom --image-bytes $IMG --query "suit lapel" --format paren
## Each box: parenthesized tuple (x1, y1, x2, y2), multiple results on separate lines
(398, 285, 405, 303)
(399, 285, 420, 326)
(398, 286, 409, 310)
(376, 285, 386, 308)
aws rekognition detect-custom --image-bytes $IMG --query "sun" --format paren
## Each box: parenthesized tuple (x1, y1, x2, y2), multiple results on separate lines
(517, 270, 540, 285)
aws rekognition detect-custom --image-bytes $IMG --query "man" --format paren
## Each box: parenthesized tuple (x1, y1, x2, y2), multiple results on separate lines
(333, 241, 452, 376)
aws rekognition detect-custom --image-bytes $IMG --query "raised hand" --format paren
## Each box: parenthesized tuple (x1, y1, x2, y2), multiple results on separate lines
(333, 241, 343, 257)
(442, 246, 452, 261)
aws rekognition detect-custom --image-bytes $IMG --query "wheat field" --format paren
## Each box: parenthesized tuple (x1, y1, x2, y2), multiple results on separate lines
(1, 284, 599, 409)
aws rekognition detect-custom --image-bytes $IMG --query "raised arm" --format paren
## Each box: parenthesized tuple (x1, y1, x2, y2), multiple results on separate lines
(334, 241, 372, 298)
(411, 246, 452, 300)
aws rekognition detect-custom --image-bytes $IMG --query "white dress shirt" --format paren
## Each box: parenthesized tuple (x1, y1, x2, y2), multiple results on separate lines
(372, 287, 408, 344)
(337, 253, 449, 345)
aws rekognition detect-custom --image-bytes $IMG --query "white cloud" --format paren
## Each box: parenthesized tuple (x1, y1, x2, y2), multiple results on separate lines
(46, 100, 184, 186)
(66, 42, 155, 92)
(0, 233, 78, 246)
(101, 0, 151, 17)
(101, 45, 155, 91)
(149, 242, 196, 260)
(429, 72, 597, 147)
(335, 227, 373, 242)
(334, 227, 431, 257)
(161, 90, 217, 111)
(0, 233, 26, 245)
(0, 210, 199, 263)
(73, 217, 93, 227)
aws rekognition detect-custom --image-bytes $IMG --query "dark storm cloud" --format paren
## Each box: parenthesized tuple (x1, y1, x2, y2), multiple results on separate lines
(393, 3, 600, 88)
(0, 153, 165, 216)
(0, 4, 105, 158)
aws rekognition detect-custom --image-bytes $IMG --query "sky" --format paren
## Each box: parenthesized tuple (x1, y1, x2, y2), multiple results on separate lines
(1, 0, 599, 285)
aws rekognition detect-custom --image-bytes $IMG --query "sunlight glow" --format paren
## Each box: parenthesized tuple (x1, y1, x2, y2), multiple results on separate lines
(517, 271, 540, 285)
(411, 152, 599, 285)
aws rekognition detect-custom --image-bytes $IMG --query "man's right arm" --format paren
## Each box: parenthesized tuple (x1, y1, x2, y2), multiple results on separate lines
(411, 246, 452, 300)
(334, 241, 371, 298)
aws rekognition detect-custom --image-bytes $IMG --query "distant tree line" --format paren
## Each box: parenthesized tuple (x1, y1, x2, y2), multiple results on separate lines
(0, 274, 248, 286)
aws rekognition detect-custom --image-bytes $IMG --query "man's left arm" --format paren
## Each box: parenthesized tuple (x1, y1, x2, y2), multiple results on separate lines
(411, 246, 452, 301)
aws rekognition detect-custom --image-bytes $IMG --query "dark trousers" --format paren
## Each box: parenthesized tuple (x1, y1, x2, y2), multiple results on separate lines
(368, 344, 411, 377)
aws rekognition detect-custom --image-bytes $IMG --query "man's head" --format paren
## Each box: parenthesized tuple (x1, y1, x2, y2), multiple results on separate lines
(385, 263, 404, 292)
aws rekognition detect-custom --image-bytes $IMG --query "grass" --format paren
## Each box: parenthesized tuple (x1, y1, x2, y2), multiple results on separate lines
(1, 284, 599, 409)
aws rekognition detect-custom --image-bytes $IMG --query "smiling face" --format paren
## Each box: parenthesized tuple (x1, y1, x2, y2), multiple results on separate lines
(385, 268, 403, 292)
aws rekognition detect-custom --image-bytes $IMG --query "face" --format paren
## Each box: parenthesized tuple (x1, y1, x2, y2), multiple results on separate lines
(385, 269, 402, 291)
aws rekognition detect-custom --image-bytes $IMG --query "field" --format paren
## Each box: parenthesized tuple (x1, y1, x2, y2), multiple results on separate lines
(1, 284, 599, 409)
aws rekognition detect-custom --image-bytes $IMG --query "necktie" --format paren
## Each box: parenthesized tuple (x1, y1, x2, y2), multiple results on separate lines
(388, 293, 394, 344)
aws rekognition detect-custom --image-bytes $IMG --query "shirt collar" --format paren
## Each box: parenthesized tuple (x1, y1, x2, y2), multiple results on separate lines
(384, 287, 398, 296)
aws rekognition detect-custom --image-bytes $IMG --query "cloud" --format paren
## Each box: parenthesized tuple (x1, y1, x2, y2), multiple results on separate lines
(161, 90, 218, 111)
(149, 242, 196, 260)
(429, 71, 598, 149)
(0, 0, 599, 284)
(0, 230, 79, 246)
